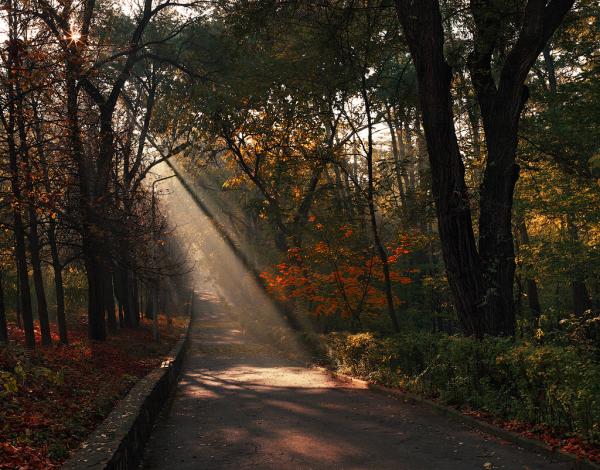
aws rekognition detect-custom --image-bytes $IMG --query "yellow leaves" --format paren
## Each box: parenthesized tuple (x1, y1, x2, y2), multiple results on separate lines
(221, 174, 246, 189)
(0, 371, 19, 398)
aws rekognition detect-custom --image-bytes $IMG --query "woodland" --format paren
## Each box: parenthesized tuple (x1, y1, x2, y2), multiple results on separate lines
(0, 0, 598, 467)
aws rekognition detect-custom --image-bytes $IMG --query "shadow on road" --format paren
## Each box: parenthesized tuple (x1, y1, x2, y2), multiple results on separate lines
(140, 293, 571, 470)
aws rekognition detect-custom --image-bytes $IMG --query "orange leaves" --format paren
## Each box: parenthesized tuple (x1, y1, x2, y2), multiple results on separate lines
(314, 241, 329, 254)
(386, 239, 411, 264)
(389, 272, 412, 284)
(260, 233, 413, 319)
(339, 224, 353, 239)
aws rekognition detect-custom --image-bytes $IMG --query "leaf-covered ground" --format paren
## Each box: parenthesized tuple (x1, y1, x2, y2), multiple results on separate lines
(460, 409, 600, 464)
(0, 316, 185, 469)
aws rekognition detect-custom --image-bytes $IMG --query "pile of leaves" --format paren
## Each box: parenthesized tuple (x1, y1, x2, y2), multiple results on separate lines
(0, 316, 185, 469)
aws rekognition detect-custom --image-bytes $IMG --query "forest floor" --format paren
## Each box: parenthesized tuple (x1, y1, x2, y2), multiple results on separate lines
(140, 294, 575, 470)
(0, 314, 186, 469)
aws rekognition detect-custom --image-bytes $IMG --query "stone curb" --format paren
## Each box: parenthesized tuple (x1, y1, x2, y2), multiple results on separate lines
(315, 366, 599, 470)
(62, 319, 192, 470)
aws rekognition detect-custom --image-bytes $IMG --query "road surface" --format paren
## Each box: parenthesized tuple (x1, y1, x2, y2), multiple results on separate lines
(140, 292, 572, 470)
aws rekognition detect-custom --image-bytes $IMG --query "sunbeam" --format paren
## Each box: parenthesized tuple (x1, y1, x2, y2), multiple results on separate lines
(153, 161, 308, 361)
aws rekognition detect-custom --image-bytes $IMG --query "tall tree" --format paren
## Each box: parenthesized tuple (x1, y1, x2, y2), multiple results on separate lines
(395, 0, 574, 336)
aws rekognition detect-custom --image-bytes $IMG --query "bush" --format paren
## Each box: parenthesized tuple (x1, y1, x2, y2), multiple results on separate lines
(324, 331, 600, 443)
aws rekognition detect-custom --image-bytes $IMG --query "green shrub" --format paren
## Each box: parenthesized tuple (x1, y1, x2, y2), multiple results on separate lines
(324, 332, 600, 443)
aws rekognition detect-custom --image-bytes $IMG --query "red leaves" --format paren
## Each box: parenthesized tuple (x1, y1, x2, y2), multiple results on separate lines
(461, 410, 600, 463)
(260, 234, 413, 319)
(0, 441, 59, 470)
(0, 317, 183, 469)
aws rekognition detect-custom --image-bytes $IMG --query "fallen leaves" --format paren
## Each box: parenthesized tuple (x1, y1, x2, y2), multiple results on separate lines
(461, 409, 600, 463)
(0, 315, 184, 469)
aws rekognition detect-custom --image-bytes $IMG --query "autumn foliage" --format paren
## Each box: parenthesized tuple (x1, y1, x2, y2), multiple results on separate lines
(261, 221, 412, 322)
(0, 317, 184, 469)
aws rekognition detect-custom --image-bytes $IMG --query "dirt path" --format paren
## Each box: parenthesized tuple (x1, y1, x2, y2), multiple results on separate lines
(140, 293, 571, 470)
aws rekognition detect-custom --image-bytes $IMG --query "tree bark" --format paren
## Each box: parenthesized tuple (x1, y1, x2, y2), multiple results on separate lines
(48, 224, 67, 344)
(0, 271, 7, 344)
(26, 206, 52, 346)
(395, 0, 487, 336)
(3, 31, 35, 349)
(517, 221, 542, 321)
(19, 115, 52, 346)
(15, 274, 22, 329)
(386, 106, 407, 213)
(32, 98, 68, 344)
(104, 270, 117, 333)
(395, 0, 574, 337)
(361, 76, 400, 333)
(567, 216, 592, 316)
(65, 60, 106, 341)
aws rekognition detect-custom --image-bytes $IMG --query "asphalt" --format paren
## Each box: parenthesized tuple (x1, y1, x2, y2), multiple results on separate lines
(140, 292, 573, 470)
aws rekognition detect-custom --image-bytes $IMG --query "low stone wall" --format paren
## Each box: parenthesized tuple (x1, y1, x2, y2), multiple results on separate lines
(62, 324, 190, 470)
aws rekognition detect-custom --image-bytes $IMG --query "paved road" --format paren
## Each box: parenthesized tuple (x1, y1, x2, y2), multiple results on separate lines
(140, 293, 572, 470)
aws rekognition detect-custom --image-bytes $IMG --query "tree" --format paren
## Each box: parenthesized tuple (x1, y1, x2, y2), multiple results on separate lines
(36, 0, 192, 340)
(394, 0, 575, 337)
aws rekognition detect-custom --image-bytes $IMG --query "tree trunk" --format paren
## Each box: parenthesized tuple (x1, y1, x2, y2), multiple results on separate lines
(10, 185, 34, 348)
(567, 216, 592, 316)
(517, 221, 542, 322)
(477, 118, 520, 336)
(133, 277, 141, 326)
(396, 0, 487, 336)
(395, 0, 574, 337)
(362, 76, 400, 333)
(48, 224, 67, 344)
(386, 107, 407, 213)
(118, 301, 125, 328)
(4, 60, 35, 348)
(11, 24, 52, 346)
(27, 207, 52, 346)
(21, 147, 52, 345)
(104, 270, 117, 333)
(0, 271, 7, 344)
(15, 274, 22, 329)
(66, 61, 107, 341)
(32, 98, 68, 344)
